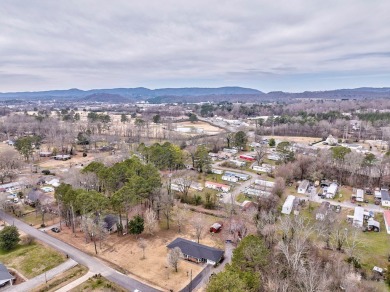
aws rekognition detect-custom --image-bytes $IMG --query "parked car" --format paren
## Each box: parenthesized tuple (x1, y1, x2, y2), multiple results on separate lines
(51, 227, 60, 233)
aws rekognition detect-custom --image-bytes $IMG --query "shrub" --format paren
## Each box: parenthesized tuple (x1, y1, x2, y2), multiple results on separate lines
(0, 226, 20, 251)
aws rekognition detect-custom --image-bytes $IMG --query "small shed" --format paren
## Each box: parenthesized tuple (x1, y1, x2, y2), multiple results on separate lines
(282, 195, 296, 215)
(210, 223, 222, 233)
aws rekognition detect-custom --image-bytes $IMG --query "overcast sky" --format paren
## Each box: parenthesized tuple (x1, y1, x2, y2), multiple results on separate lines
(1, 0, 390, 92)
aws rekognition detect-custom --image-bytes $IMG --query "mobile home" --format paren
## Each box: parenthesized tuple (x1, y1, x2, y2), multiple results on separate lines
(282, 195, 296, 215)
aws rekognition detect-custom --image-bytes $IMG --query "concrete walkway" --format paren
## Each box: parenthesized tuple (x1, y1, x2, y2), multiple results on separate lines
(56, 271, 94, 292)
(6, 259, 77, 292)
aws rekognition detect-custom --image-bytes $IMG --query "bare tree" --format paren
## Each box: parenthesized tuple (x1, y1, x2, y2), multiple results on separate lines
(172, 203, 188, 233)
(174, 170, 196, 199)
(254, 144, 268, 166)
(138, 238, 147, 259)
(191, 214, 206, 243)
(0, 150, 23, 184)
(144, 209, 159, 235)
(272, 177, 286, 197)
(167, 247, 182, 272)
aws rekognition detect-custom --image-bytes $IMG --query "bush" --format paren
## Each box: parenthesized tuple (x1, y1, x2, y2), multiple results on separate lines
(193, 195, 203, 206)
(22, 235, 34, 245)
(41, 170, 50, 175)
(0, 226, 20, 251)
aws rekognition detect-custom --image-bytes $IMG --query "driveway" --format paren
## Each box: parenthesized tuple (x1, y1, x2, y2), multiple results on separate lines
(0, 210, 161, 292)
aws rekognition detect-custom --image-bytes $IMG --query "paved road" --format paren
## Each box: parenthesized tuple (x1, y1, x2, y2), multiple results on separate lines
(0, 210, 161, 292)
(6, 259, 77, 292)
(306, 188, 384, 213)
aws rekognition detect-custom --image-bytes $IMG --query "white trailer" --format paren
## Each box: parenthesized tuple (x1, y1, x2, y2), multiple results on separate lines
(282, 195, 295, 215)
(222, 175, 238, 183)
(254, 179, 275, 188)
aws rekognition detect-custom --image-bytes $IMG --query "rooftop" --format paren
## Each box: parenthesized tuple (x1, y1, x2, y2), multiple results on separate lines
(167, 237, 224, 263)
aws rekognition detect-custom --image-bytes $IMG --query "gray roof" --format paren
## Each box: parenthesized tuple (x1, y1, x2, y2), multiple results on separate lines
(103, 214, 118, 230)
(0, 263, 14, 281)
(167, 237, 224, 263)
(381, 190, 390, 201)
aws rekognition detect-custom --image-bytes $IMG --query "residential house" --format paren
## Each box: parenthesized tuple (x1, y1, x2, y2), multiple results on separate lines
(254, 179, 275, 188)
(221, 175, 238, 183)
(384, 210, 390, 234)
(167, 237, 224, 265)
(205, 181, 231, 192)
(103, 214, 118, 233)
(239, 154, 255, 162)
(241, 200, 258, 212)
(228, 159, 246, 167)
(316, 201, 331, 221)
(211, 169, 223, 175)
(325, 135, 338, 145)
(0, 263, 14, 287)
(326, 183, 338, 199)
(282, 195, 296, 215)
(223, 148, 238, 154)
(224, 171, 250, 181)
(25, 189, 55, 206)
(252, 164, 273, 173)
(381, 190, 390, 207)
(352, 207, 364, 228)
(355, 189, 364, 202)
(297, 180, 310, 194)
(39, 151, 53, 157)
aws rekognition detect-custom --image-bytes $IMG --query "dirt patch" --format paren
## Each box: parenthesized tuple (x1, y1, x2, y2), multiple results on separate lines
(51, 211, 226, 291)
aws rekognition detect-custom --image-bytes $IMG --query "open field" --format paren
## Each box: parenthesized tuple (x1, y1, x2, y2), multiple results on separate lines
(50, 210, 225, 291)
(266, 135, 322, 145)
(20, 211, 59, 228)
(0, 142, 18, 154)
(175, 121, 224, 134)
(32, 265, 88, 292)
(0, 242, 66, 278)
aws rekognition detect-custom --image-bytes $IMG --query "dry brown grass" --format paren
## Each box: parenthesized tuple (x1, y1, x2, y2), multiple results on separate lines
(50, 210, 225, 291)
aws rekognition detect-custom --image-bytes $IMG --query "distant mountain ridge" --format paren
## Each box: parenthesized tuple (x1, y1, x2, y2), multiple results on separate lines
(0, 86, 389, 103)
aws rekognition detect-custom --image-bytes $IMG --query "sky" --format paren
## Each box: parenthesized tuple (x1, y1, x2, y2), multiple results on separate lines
(0, 0, 390, 93)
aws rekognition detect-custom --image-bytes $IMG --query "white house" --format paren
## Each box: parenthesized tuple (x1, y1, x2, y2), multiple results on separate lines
(205, 181, 231, 192)
(384, 210, 390, 234)
(252, 164, 273, 173)
(254, 179, 275, 188)
(355, 189, 364, 202)
(381, 190, 390, 207)
(282, 195, 296, 215)
(229, 159, 246, 167)
(297, 180, 310, 194)
(267, 154, 280, 161)
(223, 148, 238, 154)
(224, 171, 250, 181)
(221, 175, 238, 183)
(352, 207, 364, 228)
(211, 169, 223, 175)
(326, 183, 338, 199)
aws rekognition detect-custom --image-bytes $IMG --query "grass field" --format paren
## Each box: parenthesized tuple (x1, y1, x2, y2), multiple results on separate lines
(32, 265, 88, 292)
(70, 275, 127, 292)
(0, 242, 65, 278)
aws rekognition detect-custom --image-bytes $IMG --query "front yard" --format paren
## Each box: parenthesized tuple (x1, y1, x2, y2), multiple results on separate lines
(0, 242, 66, 278)
(50, 210, 226, 291)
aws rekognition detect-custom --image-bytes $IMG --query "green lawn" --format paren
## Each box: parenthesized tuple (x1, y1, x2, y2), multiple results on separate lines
(0, 242, 65, 278)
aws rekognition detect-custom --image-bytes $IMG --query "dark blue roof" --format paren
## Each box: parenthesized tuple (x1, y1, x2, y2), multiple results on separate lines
(167, 237, 224, 263)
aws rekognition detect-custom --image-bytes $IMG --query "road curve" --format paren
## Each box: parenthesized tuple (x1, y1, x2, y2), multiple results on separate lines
(0, 210, 161, 292)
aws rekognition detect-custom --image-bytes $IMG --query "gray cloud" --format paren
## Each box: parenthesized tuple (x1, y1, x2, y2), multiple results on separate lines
(0, 0, 389, 92)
